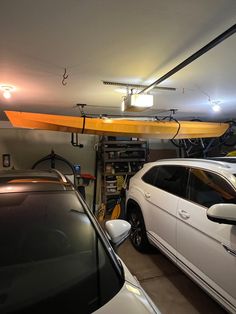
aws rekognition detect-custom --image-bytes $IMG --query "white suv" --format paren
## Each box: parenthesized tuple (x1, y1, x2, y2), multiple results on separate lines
(126, 158, 236, 313)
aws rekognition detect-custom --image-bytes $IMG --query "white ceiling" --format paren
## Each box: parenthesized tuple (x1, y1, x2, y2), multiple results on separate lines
(0, 0, 235, 121)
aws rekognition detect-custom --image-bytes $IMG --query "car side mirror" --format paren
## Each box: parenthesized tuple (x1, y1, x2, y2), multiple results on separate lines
(207, 203, 236, 225)
(105, 219, 131, 247)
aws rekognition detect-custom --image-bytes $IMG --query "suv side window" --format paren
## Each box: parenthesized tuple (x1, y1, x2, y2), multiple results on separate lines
(142, 166, 158, 185)
(154, 165, 189, 198)
(188, 168, 236, 208)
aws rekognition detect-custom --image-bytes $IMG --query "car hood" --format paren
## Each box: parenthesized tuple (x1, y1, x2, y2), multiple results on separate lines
(94, 259, 160, 314)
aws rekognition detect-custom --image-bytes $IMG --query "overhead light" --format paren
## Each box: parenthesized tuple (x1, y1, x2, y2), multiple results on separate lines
(121, 94, 153, 112)
(212, 104, 221, 112)
(0, 85, 15, 99)
(210, 100, 221, 112)
(3, 90, 12, 99)
(101, 116, 113, 123)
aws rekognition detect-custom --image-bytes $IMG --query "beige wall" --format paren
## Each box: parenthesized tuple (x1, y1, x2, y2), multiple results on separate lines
(0, 128, 176, 171)
(0, 128, 98, 206)
(148, 138, 177, 150)
(0, 127, 177, 207)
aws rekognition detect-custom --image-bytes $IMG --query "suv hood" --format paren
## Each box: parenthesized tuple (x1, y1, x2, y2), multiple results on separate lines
(94, 259, 160, 314)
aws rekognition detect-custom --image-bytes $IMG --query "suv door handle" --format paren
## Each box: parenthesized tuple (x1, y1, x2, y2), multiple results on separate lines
(144, 192, 151, 199)
(178, 209, 190, 219)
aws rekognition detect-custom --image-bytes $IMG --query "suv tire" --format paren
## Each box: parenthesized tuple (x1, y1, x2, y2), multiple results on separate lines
(127, 206, 150, 252)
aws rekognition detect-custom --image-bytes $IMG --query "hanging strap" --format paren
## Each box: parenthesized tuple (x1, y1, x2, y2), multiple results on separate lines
(81, 115, 86, 134)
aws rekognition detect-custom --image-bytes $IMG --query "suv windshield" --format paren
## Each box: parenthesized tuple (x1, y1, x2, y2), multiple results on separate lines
(0, 191, 123, 313)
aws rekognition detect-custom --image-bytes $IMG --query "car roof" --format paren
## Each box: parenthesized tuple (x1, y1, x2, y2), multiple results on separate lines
(147, 158, 236, 174)
(0, 169, 74, 193)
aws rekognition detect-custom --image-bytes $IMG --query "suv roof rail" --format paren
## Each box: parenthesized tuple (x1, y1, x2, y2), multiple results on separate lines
(159, 158, 231, 169)
(50, 169, 68, 182)
(207, 157, 236, 164)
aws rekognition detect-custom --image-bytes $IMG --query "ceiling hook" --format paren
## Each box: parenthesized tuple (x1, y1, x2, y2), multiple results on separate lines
(62, 68, 69, 86)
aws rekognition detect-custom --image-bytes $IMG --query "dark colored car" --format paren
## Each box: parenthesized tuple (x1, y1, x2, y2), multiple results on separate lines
(0, 170, 159, 314)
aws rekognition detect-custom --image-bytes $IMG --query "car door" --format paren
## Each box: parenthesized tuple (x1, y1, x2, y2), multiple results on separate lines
(142, 165, 188, 259)
(177, 167, 236, 310)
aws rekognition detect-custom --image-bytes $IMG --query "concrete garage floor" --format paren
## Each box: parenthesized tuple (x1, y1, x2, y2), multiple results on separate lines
(117, 239, 227, 314)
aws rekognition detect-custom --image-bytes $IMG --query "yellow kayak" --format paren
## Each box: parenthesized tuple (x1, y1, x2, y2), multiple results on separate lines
(5, 111, 229, 139)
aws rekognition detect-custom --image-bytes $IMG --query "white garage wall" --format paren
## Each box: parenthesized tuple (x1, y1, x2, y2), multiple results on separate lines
(0, 127, 98, 206)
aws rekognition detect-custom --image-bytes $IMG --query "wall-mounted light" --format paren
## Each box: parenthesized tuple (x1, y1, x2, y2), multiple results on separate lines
(0, 85, 15, 99)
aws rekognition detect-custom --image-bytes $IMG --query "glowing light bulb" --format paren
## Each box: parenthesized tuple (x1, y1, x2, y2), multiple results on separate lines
(212, 104, 221, 112)
(0, 85, 15, 99)
(3, 90, 11, 99)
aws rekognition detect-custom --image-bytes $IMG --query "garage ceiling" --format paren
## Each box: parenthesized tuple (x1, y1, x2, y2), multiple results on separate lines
(0, 0, 235, 122)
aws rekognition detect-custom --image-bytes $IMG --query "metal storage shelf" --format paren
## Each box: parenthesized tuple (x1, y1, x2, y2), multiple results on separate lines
(103, 140, 145, 145)
(99, 137, 148, 207)
(105, 171, 136, 176)
(104, 147, 146, 152)
(104, 158, 146, 162)
(105, 191, 121, 196)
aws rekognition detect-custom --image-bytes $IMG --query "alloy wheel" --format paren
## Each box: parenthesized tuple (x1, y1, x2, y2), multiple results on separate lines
(129, 212, 143, 247)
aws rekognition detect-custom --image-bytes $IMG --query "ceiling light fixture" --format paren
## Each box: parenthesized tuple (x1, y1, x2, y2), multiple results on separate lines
(211, 100, 221, 113)
(0, 85, 15, 99)
(212, 104, 221, 112)
(3, 90, 11, 99)
(121, 93, 153, 112)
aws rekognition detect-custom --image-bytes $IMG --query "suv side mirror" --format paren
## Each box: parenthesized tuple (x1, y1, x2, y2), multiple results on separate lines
(207, 203, 236, 225)
(105, 220, 131, 247)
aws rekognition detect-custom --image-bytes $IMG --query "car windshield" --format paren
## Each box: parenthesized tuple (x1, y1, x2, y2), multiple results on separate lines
(0, 191, 123, 313)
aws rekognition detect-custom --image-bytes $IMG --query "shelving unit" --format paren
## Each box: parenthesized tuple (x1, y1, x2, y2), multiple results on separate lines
(99, 138, 148, 206)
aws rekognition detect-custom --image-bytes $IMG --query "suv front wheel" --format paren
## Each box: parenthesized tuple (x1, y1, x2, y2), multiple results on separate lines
(127, 206, 150, 252)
